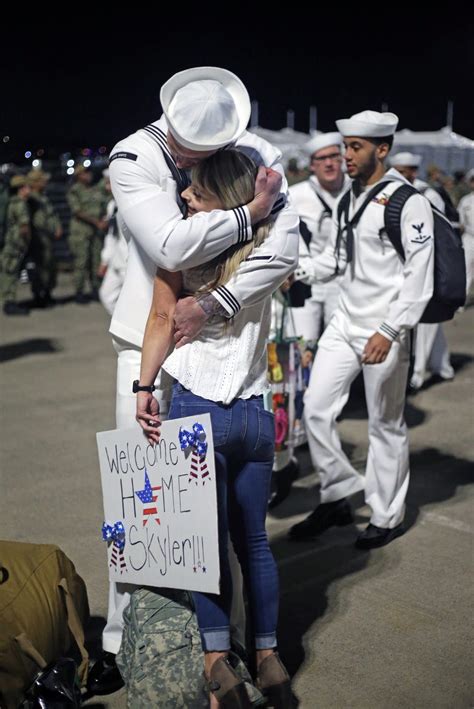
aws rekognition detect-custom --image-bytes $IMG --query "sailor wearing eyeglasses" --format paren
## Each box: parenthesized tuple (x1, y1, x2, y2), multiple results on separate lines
(288, 132, 351, 342)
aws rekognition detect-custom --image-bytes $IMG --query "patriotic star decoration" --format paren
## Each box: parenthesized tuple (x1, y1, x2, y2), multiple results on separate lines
(135, 469, 161, 526)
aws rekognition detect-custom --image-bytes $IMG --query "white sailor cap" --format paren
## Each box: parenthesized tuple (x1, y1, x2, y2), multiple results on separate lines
(336, 110, 399, 138)
(304, 132, 343, 157)
(160, 67, 251, 152)
(390, 152, 421, 167)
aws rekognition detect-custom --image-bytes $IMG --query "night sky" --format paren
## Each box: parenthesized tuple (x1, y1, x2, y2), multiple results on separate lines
(2, 11, 473, 161)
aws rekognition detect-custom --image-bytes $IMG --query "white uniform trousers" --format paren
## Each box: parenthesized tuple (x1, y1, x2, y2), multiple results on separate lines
(289, 283, 340, 343)
(102, 338, 246, 653)
(410, 324, 454, 390)
(303, 310, 410, 529)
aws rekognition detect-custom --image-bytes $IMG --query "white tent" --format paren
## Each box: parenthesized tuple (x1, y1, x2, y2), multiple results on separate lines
(249, 126, 311, 169)
(393, 127, 474, 176)
(249, 125, 474, 176)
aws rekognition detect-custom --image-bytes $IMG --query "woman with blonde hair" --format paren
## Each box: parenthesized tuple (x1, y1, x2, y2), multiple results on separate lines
(136, 149, 291, 708)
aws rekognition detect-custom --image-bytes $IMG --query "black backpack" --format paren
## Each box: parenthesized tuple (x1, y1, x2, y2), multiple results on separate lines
(336, 181, 466, 324)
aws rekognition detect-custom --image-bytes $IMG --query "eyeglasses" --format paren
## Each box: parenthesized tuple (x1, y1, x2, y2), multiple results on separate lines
(311, 153, 342, 163)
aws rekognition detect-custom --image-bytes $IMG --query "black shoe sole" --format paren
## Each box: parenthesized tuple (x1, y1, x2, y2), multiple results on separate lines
(355, 525, 404, 550)
(288, 506, 354, 541)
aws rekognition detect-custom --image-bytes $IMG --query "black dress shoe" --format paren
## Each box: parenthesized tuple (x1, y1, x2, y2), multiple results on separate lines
(355, 523, 404, 550)
(3, 301, 30, 316)
(268, 458, 299, 509)
(288, 498, 353, 540)
(87, 651, 124, 695)
(75, 292, 89, 304)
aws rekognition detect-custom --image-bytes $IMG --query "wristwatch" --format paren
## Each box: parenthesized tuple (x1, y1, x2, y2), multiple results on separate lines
(132, 380, 156, 393)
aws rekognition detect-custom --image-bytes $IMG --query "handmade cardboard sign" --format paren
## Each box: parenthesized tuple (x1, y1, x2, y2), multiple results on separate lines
(96, 413, 219, 593)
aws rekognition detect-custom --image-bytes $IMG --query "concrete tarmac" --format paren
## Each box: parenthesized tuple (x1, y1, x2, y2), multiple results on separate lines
(1, 275, 472, 708)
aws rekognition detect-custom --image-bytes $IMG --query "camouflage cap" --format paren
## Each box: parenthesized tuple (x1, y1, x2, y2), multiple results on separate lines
(10, 174, 28, 188)
(27, 169, 51, 183)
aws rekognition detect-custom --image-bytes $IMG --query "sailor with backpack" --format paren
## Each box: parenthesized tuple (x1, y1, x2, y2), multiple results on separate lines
(288, 110, 464, 549)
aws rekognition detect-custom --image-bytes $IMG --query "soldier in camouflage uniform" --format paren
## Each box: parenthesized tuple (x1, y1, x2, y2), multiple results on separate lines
(67, 165, 108, 303)
(0, 175, 31, 315)
(27, 169, 63, 306)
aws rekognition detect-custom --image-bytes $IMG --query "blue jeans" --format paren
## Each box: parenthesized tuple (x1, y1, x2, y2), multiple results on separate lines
(168, 381, 279, 652)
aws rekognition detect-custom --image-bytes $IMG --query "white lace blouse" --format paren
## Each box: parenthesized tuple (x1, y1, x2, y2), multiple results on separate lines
(162, 264, 271, 404)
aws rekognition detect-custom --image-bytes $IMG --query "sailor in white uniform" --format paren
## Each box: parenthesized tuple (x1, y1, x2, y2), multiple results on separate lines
(288, 132, 351, 342)
(288, 111, 434, 550)
(390, 152, 455, 391)
(88, 67, 299, 694)
(458, 168, 474, 299)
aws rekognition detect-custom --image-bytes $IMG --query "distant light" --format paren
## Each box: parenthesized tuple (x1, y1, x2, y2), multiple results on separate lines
(37, 149, 44, 156)
(83, 159, 91, 168)
(25, 151, 32, 159)
(99, 146, 107, 154)
(67, 167, 74, 175)
(67, 159, 75, 167)
(32, 159, 40, 167)
(3, 136, 10, 143)
(81, 148, 92, 156)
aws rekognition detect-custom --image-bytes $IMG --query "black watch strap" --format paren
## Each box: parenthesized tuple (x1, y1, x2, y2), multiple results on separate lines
(132, 379, 156, 394)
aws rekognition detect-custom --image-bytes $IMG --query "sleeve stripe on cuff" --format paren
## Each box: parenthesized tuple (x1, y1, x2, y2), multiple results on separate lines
(215, 286, 241, 316)
(233, 206, 245, 243)
(379, 323, 399, 339)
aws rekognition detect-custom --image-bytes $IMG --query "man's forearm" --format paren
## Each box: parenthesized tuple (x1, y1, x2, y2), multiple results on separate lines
(210, 205, 300, 316)
(197, 293, 229, 319)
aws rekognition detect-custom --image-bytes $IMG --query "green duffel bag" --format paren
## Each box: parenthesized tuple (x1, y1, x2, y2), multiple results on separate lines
(0, 540, 89, 709)
(116, 587, 264, 709)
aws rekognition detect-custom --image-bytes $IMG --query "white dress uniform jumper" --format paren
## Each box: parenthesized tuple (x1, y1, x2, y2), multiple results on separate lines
(104, 115, 299, 652)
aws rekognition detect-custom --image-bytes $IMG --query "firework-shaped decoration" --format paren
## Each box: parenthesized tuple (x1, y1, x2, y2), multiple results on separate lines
(102, 521, 127, 573)
(179, 422, 210, 485)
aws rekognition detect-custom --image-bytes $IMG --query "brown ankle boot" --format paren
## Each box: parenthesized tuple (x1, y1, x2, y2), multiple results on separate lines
(256, 652, 292, 708)
(204, 655, 252, 708)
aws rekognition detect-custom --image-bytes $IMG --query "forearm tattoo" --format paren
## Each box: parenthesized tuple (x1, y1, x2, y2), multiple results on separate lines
(197, 293, 230, 320)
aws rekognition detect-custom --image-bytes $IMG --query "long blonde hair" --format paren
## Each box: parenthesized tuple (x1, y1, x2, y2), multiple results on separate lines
(190, 149, 273, 292)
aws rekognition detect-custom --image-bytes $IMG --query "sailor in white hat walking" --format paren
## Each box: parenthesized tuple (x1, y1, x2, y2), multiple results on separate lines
(390, 152, 455, 391)
(288, 111, 434, 550)
(88, 67, 299, 695)
(288, 132, 351, 342)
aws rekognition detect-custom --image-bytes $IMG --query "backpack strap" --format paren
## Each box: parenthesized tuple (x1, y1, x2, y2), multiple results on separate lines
(383, 183, 419, 261)
(142, 124, 191, 215)
(335, 181, 392, 264)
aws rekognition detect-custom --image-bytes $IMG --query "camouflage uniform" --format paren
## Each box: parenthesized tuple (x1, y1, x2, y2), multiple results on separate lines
(67, 181, 108, 295)
(0, 194, 30, 304)
(116, 588, 264, 709)
(29, 191, 61, 295)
